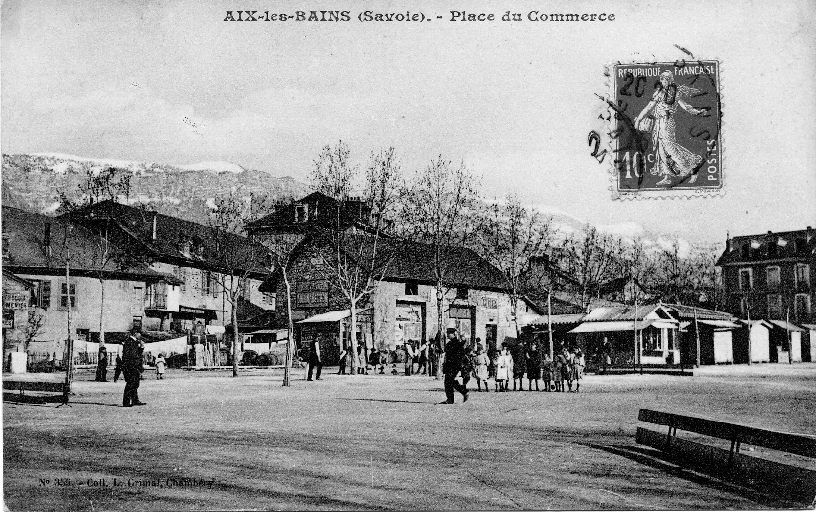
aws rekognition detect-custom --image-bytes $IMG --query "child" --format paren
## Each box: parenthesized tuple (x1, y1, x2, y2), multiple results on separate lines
(460, 346, 474, 391)
(155, 354, 166, 380)
(563, 348, 575, 392)
(474, 346, 489, 392)
(571, 349, 585, 393)
(496, 345, 512, 392)
(541, 352, 553, 392)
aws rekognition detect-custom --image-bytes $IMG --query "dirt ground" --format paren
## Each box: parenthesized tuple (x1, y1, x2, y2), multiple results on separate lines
(4, 364, 816, 511)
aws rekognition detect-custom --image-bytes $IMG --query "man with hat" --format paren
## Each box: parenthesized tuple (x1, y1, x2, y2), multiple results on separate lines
(122, 331, 146, 407)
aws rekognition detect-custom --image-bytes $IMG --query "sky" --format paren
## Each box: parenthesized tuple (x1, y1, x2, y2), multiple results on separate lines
(2, 0, 815, 245)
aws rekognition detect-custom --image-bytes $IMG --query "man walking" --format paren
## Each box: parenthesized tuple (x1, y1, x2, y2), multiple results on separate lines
(122, 332, 146, 407)
(440, 330, 469, 404)
(307, 339, 322, 381)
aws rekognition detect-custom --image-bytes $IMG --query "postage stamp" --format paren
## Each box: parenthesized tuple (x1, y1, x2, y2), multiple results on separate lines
(606, 59, 722, 199)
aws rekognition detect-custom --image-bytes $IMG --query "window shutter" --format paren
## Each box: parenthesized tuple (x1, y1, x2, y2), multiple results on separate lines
(41, 281, 51, 310)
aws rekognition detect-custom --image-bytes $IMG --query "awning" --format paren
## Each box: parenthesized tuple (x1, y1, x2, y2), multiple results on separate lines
(206, 325, 226, 335)
(768, 320, 806, 332)
(569, 320, 654, 333)
(247, 328, 289, 339)
(697, 319, 741, 329)
(526, 313, 586, 326)
(651, 320, 679, 329)
(298, 310, 351, 324)
(802, 324, 816, 330)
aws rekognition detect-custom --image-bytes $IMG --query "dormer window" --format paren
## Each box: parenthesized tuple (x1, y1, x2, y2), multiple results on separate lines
(294, 204, 308, 223)
(740, 244, 750, 260)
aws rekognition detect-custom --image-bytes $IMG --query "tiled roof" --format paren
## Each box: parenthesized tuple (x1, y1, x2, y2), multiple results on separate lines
(62, 200, 269, 275)
(581, 304, 668, 322)
(662, 303, 735, 321)
(2, 206, 175, 283)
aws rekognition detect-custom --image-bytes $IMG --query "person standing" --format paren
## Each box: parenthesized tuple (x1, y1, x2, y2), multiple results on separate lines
(404, 342, 415, 376)
(439, 331, 469, 404)
(571, 349, 585, 393)
(155, 353, 167, 380)
(122, 332, 146, 407)
(337, 346, 348, 375)
(541, 352, 553, 392)
(601, 337, 612, 374)
(95, 346, 108, 382)
(474, 346, 489, 392)
(554, 348, 567, 392)
(307, 339, 322, 381)
(460, 345, 474, 391)
(113, 353, 123, 383)
(495, 344, 512, 392)
(417, 340, 428, 375)
(526, 343, 541, 391)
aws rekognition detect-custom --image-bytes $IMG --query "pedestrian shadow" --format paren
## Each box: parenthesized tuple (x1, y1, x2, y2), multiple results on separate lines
(338, 397, 431, 405)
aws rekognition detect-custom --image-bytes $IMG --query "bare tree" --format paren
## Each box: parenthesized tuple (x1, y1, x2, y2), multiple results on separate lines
(208, 192, 271, 377)
(559, 224, 623, 310)
(307, 143, 400, 375)
(477, 196, 554, 336)
(398, 156, 480, 377)
(24, 309, 46, 353)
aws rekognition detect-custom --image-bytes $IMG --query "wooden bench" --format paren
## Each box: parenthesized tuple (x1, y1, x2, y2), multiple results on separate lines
(636, 408, 816, 505)
(3, 378, 70, 404)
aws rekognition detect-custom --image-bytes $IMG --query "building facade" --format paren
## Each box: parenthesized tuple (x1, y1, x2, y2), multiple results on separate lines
(716, 228, 815, 324)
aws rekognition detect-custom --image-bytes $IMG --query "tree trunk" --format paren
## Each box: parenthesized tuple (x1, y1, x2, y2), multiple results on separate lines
(231, 277, 239, 377)
(98, 279, 106, 347)
(283, 273, 293, 387)
(511, 293, 520, 338)
(350, 301, 358, 375)
(436, 282, 443, 380)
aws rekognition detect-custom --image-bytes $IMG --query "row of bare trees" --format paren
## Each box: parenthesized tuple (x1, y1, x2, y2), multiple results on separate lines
(52, 143, 722, 384)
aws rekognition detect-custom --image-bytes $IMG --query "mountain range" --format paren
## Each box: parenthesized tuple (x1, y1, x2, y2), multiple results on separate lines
(1, 152, 707, 256)
(1, 153, 308, 226)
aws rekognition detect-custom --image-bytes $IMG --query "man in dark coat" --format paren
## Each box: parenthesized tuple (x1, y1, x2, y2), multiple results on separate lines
(122, 332, 146, 407)
(306, 339, 322, 381)
(95, 346, 108, 382)
(440, 331, 469, 404)
(113, 353, 123, 382)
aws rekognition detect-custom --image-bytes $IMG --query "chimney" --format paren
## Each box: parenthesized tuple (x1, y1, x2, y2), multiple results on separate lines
(726, 231, 732, 251)
(808, 226, 813, 242)
(152, 214, 157, 241)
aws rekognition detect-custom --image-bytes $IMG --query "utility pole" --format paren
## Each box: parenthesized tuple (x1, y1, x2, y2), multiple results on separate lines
(547, 289, 554, 360)
(65, 250, 74, 392)
(694, 307, 701, 368)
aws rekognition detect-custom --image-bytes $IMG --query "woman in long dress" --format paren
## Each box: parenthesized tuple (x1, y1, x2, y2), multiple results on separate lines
(474, 346, 490, 392)
(634, 71, 708, 185)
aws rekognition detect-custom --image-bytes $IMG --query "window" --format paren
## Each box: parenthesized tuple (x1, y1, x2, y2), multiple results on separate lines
(60, 282, 77, 310)
(740, 244, 750, 260)
(795, 264, 810, 291)
(738, 268, 753, 291)
(294, 204, 308, 223)
(30, 279, 51, 310)
(642, 329, 663, 355)
(202, 271, 212, 295)
(404, 281, 419, 296)
(145, 282, 167, 309)
(794, 239, 807, 254)
(767, 294, 782, 319)
(795, 294, 811, 320)
(766, 266, 780, 290)
(263, 292, 276, 308)
(456, 286, 469, 300)
(174, 266, 187, 293)
(767, 242, 778, 259)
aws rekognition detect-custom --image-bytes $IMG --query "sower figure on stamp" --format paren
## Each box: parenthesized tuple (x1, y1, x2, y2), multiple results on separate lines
(634, 70, 709, 186)
(122, 332, 146, 407)
(439, 330, 469, 404)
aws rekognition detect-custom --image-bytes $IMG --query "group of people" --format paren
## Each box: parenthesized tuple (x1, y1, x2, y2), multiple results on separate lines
(486, 344, 585, 393)
(336, 341, 438, 377)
